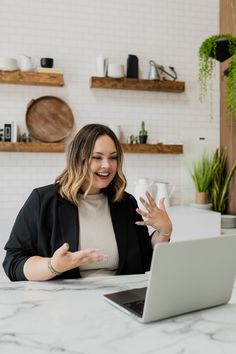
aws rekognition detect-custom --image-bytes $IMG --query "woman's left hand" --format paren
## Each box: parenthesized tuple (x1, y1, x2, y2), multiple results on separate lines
(135, 191, 172, 236)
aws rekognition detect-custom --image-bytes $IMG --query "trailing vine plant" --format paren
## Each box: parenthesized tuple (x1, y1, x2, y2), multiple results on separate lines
(227, 53, 236, 117)
(199, 34, 236, 119)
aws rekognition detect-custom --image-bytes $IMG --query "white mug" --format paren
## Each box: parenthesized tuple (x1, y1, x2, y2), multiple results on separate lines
(107, 64, 125, 78)
(18, 55, 34, 71)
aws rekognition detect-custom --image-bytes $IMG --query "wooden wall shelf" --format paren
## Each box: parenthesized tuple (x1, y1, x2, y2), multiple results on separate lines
(121, 144, 183, 154)
(0, 70, 64, 86)
(0, 142, 182, 154)
(90, 76, 185, 93)
(0, 142, 65, 153)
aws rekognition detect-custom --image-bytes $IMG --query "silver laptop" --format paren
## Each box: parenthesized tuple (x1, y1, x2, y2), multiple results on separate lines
(104, 235, 236, 323)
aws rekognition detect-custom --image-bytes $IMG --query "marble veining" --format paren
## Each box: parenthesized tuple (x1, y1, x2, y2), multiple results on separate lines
(0, 274, 236, 354)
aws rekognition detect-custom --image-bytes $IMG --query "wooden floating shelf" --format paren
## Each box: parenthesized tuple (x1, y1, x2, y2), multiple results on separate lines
(0, 142, 182, 154)
(0, 142, 65, 153)
(121, 143, 183, 154)
(0, 70, 64, 86)
(90, 76, 185, 93)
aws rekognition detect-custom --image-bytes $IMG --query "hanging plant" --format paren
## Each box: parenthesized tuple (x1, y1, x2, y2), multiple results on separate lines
(198, 33, 236, 119)
(226, 53, 236, 117)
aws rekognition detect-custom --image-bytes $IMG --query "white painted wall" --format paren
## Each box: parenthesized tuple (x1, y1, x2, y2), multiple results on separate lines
(0, 0, 219, 280)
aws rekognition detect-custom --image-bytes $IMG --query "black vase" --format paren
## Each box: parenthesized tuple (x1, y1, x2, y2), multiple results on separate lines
(210, 38, 232, 62)
(139, 135, 148, 144)
(127, 54, 139, 78)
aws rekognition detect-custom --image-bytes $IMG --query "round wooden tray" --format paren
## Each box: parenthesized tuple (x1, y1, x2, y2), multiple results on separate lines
(26, 96, 74, 142)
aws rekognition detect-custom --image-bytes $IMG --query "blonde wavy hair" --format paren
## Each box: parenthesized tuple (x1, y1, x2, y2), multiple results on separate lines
(56, 124, 127, 205)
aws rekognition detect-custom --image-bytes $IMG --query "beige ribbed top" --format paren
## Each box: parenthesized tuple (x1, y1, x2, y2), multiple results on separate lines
(78, 193, 119, 277)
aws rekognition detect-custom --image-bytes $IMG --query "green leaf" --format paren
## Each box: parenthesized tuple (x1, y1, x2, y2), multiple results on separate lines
(209, 148, 236, 213)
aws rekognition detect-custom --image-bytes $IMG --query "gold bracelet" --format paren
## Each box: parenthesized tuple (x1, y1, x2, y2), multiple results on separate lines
(48, 258, 62, 276)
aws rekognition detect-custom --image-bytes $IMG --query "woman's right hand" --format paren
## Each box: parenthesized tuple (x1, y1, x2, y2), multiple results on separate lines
(51, 243, 108, 273)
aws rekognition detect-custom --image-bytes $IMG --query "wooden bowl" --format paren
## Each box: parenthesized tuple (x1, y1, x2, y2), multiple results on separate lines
(26, 96, 74, 142)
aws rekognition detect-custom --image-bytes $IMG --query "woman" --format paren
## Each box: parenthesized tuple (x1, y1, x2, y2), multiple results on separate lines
(3, 124, 172, 281)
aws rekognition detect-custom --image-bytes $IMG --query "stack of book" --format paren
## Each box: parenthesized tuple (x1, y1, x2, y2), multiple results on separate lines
(36, 67, 62, 74)
(0, 121, 18, 142)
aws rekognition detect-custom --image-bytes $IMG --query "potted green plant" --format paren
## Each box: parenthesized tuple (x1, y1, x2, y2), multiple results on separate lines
(190, 152, 215, 204)
(139, 121, 148, 144)
(209, 148, 236, 213)
(199, 34, 236, 118)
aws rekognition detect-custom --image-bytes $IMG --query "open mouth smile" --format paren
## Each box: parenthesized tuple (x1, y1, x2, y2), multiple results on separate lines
(95, 172, 111, 178)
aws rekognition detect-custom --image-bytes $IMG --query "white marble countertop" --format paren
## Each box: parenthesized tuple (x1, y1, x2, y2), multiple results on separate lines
(1, 274, 236, 354)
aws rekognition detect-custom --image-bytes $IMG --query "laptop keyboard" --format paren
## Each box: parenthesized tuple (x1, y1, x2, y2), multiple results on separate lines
(123, 300, 145, 317)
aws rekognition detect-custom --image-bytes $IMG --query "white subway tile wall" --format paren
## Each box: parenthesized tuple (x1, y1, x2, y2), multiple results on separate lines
(0, 0, 219, 274)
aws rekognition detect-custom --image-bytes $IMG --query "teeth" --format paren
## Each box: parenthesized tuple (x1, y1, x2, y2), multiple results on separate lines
(97, 172, 109, 176)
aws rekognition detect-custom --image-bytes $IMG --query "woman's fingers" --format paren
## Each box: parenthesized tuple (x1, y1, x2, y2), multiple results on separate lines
(78, 248, 108, 265)
(139, 192, 161, 212)
(53, 247, 108, 271)
(136, 207, 148, 218)
(139, 196, 151, 212)
(145, 191, 157, 208)
(135, 220, 147, 226)
(55, 242, 69, 256)
(158, 197, 166, 210)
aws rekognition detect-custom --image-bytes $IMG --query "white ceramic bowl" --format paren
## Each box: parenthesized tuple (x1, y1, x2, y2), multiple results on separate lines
(107, 63, 124, 78)
(0, 57, 18, 71)
(189, 203, 212, 210)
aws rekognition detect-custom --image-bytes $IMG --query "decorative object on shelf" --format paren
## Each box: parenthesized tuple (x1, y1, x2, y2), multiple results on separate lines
(159, 65, 177, 80)
(96, 56, 108, 77)
(107, 63, 124, 78)
(139, 121, 148, 144)
(17, 55, 35, 71)
(190, 151, 215, 205)
(126, 54, 139, 78)
(148, 60, 161, 80)
(158, 65, 178, 81)
(36, 67, 62, 74)
(40, 57, 54, 68)
(1, 121, 18, 142)
(3, 123, 11, 142)
(19, 133, 32, 143)
(127, 134, 138, 144)
(25, 96, 74, 142)
(0, 57, 18, 71)
(198, 34, 236, 119)
(148, 60, 177, 81)
(208, 148, 236, 214)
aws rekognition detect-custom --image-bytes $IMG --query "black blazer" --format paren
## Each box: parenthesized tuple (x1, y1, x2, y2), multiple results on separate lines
(3, 184, 153, 281)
